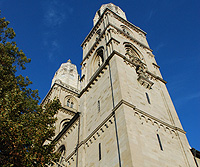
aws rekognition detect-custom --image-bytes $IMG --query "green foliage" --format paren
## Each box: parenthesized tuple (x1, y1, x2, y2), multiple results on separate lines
(0, 12, 61, 166)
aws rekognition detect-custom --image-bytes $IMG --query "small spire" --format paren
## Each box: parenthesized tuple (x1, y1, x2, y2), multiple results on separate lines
(67, 59, 71, 63)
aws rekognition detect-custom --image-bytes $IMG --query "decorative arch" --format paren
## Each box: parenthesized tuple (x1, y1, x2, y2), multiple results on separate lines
(64, 95, 78, 110)
(91, 46, 104, 76)
(60, 118, 71, 131)
(123, 42, 143, 59)
(57, 145, 66, 164)
(58, 145, 66, 155)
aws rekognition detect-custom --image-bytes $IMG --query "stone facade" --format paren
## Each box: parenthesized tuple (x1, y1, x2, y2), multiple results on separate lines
(42, 3, 196, 167)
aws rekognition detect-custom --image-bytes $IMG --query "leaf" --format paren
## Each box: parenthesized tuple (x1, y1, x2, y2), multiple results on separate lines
(0, 11, 61, 167)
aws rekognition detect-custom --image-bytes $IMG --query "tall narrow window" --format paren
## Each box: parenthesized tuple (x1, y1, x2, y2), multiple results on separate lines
(99, 143, 101, 161)
(65, 96, 78, 110)
(58, 145, 66, 164)
(67, 99, 70, 107)
(145, 92, 151, 104)
(157, 134, 163, 151)
(98, 100, 100, 112)
(96, 48, 104, 67)
(97, 49, 104, 63)
(71, 102, 74, 108)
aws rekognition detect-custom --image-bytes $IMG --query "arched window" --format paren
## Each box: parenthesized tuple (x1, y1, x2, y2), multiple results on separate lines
(66, 97, 73, 108)
(62, 121, 69, 129)
(57, 145, 66, 165)
(60, 118, 70, 131)
(90, 47, 105, 77)
(96, 47, 104, 66)
(64, 95, 78, 110)
(58, 145, 66, 155)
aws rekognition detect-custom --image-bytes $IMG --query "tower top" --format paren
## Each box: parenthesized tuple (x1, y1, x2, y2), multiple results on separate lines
(93, 3, 127, 26)
(51, 60, 79, 90)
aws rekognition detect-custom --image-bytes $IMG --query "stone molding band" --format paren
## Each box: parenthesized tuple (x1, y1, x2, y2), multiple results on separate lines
(59, 98, 186, 166)
(79, 50, 167, 97)
(41, 82, 79, 106)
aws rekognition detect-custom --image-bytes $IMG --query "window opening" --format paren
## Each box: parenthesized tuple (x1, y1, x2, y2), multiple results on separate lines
(58, 145, 66, 164)
(99, 143, 101, 161)
(125, 44, 141, 59)
(98, 100, 100, 112)
(67, 99, 70, 107)
(97, 49, 104, 65)
(157, 134, 163, 151)
(71, 102, 74, 108)
(145, 92, 151, 104)
(62, 121, 69, 129)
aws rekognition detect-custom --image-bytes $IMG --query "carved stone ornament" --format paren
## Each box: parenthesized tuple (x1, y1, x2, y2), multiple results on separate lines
(125, 53, 154, 89)
(127, 53, 144, 67)
(137, 74, 154, 89)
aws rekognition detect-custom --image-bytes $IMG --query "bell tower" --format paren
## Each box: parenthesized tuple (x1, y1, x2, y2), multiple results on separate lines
(44, 3, 196, 167)
(78, 3, 196, 167)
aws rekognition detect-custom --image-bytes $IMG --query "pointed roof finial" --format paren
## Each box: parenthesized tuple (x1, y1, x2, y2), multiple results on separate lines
(93, 3, 127, 26)
(67, 59, 71, 63)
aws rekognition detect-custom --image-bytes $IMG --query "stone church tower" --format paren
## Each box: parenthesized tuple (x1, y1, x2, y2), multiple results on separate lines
(42, 3, 196, 167)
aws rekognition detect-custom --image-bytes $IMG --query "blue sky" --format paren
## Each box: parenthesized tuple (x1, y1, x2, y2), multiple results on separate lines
(1, 0, 199, 151)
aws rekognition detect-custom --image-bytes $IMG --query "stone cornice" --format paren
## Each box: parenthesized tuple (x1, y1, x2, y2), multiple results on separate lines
(41, 82, 80, 106)
(113, 99, 185, 134)
(57, 98, 185, 165)
(79, 99, 186, 145)
(120, 99, 185, 134)
(81, 112, 114, 147)
(54, 80, 80, 94)
(41, 85, 54, 106)
(106, 37, 120, 46)
(60, 107, 76, 116)
(79, 51, 114, 97)
(79, 50, 167, 97)
(80, 24, 109, 65)
(146, 70, 167, 84)
(112, 12, 146, 35)
(81, 8, 106, 47)
(52, 112, 80, 144)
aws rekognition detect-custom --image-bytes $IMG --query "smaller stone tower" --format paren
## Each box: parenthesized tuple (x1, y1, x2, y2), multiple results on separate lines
(42, 60, 80, 154)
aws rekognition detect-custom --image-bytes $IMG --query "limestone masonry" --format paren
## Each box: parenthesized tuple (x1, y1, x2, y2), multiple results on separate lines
(42, 3, 198, 167)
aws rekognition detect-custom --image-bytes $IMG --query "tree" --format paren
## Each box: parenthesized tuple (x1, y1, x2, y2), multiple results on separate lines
(0, 12, 61, 166)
